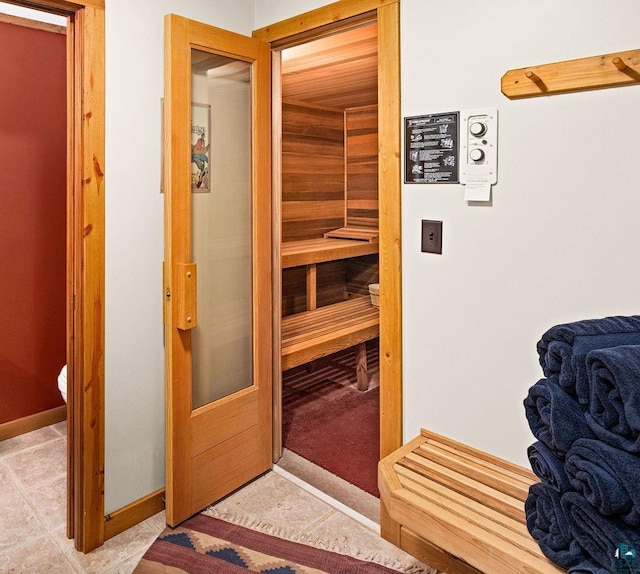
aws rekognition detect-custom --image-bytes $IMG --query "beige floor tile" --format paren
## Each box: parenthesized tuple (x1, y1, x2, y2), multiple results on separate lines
(0, 534, 79, 574)
(1, 422, 434, 573)
(0, 464, 48, 553)
(54, 520, 161, 574)
(139, 511, 166, 536)
(278, 449, 380, 523)
(104, 549, 148, 574)
(205, 471, 435, 574)
(23, 474, 67, 531)
(208, 472, 335, 534)
(4, 437, 67, 490)
(0, 427, 60, 461)
(306, 511, 434, 573)
(51, 420, 68, 437)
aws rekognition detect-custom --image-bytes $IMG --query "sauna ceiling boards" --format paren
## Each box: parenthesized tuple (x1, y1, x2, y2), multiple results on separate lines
(281, 23, 378, 110)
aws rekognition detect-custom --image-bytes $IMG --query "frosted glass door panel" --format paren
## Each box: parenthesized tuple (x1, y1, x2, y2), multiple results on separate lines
(190, 49, 253, 409)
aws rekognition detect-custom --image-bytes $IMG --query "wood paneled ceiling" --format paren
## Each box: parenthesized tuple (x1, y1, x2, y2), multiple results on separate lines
(281, 23, 378, 110)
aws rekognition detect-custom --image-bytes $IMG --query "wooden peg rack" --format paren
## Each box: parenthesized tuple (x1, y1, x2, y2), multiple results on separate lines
(501, 48, 640, 99)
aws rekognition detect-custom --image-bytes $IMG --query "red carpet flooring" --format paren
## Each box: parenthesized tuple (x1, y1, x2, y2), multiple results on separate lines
(282, 341, 380, 497)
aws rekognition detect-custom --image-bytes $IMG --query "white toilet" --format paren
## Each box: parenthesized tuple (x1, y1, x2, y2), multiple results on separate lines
(58, 365, 68, 403)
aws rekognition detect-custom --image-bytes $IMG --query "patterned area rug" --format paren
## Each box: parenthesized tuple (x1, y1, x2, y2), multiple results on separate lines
(135, 513, 402, 573)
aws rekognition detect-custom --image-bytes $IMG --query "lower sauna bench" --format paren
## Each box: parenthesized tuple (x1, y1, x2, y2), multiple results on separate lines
(378, 429, 565, 574)
(281, 296, 379, 391)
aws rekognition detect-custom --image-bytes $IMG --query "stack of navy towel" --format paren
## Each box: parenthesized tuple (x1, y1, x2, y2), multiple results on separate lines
(524, 315, 640, 573)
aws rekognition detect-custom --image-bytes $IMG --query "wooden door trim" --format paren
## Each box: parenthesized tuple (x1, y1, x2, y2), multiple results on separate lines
(72, 3, 105, 552)
(255, 0, 402, 461)
(376, 1, 402, 458)
(163, 13, 191, 526)
(253, 0, 396, 45)
(7, 0, 106, 553)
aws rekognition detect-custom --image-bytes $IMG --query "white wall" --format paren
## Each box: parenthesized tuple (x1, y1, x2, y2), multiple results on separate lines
(400, 0, 640, 466)
(255, 0, 640, 468)
(105, 0, 254, 514)
(104, 0, 640, 513)
(254, 0, 329, 28)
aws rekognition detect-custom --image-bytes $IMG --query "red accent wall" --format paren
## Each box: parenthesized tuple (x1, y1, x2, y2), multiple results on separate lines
(0, 21, 67, 423)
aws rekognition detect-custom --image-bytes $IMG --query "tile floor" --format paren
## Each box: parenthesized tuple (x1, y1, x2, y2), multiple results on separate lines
(0, 422, 165, 573)
(0, 423, 434, 573)
(204, 469, 433, 573)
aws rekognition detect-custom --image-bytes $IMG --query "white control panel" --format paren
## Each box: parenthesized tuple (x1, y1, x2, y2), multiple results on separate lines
(460, 108, 498, 185)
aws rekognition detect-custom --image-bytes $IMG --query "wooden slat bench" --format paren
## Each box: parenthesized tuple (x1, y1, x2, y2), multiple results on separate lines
(281, 296, 379, 391)
(379, 429, 566, 574)
(281, 236, 379, 269)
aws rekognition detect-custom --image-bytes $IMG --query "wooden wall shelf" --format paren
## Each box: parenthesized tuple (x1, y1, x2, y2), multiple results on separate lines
(502, 48, 640, 99)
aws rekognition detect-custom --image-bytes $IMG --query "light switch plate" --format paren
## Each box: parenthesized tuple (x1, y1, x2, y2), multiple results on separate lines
(422, 220, 442, 254)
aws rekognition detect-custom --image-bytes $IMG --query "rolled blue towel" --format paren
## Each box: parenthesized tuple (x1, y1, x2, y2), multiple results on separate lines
(527, 441, 571, 492)
(568, 560, 610, 574)
(585, 345, 640, 453)
(537, 315, 640, 404)
(525, 482, 585, 569)
(524, 377, 595, 458)
(565, 438, 640, 526)
(561, 490, 640, 571)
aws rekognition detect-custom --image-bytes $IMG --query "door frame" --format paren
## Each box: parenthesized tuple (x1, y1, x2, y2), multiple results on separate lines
(4, 0, 106, 553)
(254, 0, 402, 460)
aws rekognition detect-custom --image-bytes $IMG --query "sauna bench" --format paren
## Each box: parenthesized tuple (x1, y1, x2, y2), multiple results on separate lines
(281, 296, 379, 391)
(281, 237, 379, 269)
(379, 429, 565, 574)
(282, 236, 379, 313)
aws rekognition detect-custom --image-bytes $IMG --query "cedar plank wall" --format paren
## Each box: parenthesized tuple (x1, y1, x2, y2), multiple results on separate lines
(345, 105, 378, 296)
(346, 254, 379, 297)
(281, 102, 379, 316)
(0, 21, 67, 424)
(281, 101, 346, 316)
(282, 262, 347, 317)
(281, 101, 345, 241)
(345, 105, 378, 229)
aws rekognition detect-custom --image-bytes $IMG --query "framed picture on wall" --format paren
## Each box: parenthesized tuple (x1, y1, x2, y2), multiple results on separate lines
(191, 103, 211, 192)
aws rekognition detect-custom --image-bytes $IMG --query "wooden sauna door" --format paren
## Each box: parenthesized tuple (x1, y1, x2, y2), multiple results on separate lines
(163, 14, 272, 527)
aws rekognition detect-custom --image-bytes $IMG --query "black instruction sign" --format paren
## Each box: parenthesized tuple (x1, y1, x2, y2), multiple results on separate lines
(405, 112, 459, 184)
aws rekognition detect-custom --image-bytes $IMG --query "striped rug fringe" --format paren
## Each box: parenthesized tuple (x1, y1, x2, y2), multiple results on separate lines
(202, 506, 436, 574)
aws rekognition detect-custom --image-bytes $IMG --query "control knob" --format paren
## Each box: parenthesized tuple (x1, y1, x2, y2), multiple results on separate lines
(469, 148, 485, 162)
(469, 122, 487, 137)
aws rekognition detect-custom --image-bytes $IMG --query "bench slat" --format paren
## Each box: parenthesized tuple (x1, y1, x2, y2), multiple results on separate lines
(414, 443, 533, 502)
(419, 439, 538, 487)
(283, 309, 378, 342)
(394, 464, 532, 540)
(398, 453, 527, 523)
(282, 237, 378, 268)
(283, 318, 379, 350)
(394, 465, 544, 557)
(394, 488, 561, 574)
(281, 296, 379, 371)
(422, 429, 538, 481)
(282, 298, 377, 337)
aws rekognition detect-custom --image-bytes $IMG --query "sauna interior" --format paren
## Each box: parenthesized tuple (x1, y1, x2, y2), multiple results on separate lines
(278, 21, 380, 460)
